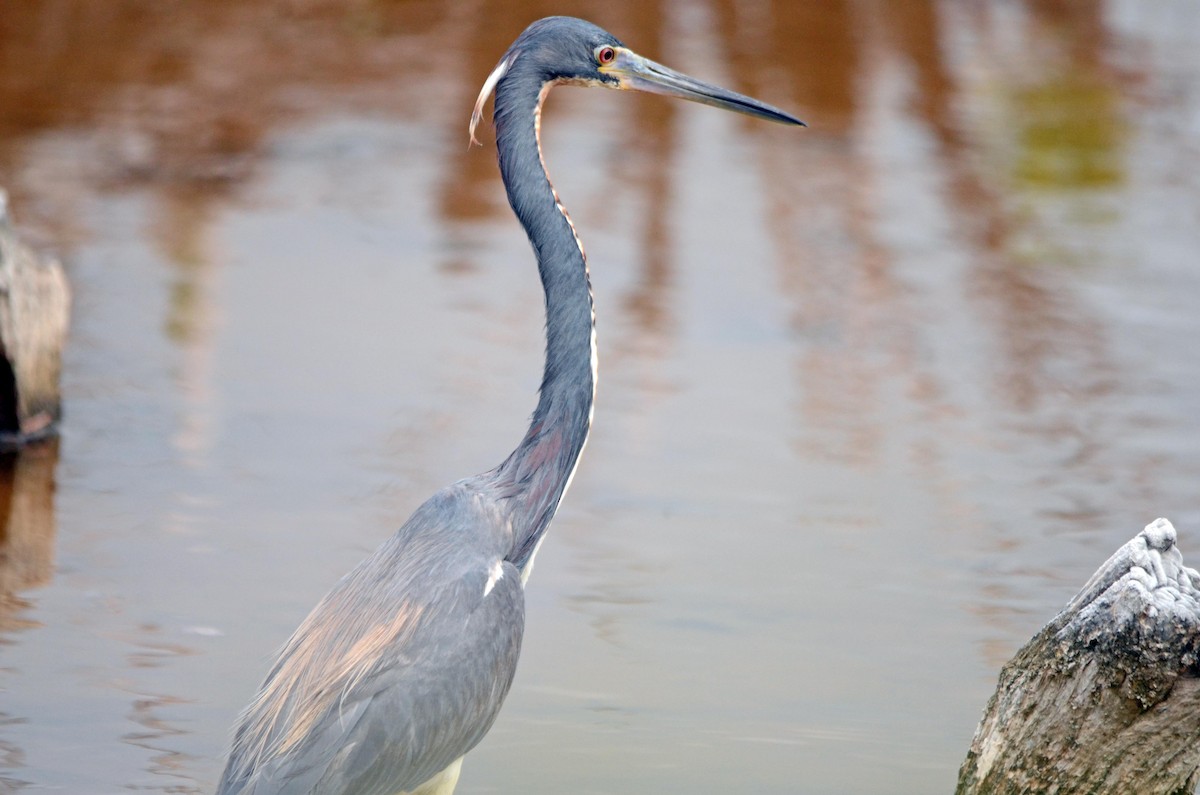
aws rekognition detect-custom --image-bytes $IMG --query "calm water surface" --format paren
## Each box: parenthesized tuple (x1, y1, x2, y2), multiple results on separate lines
(2, 1, 1199, 793)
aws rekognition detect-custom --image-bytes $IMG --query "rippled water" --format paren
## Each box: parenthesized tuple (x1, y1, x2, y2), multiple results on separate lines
(2, 1, 1199, 793)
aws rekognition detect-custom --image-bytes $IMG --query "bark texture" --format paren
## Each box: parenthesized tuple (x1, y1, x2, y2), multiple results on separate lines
(958, 518, 1200, 795)
(0, 189, 70, 447)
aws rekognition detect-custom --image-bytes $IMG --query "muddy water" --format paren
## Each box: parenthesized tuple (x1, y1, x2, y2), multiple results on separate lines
(2, 1, 1199, 793)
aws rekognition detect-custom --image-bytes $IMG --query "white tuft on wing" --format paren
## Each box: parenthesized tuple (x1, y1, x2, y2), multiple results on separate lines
(483, 560, 505, 597)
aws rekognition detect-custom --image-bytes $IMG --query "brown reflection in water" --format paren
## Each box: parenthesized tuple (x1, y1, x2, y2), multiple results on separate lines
(0, 441, 60, 637)
(0, 443, 58, 792)
(927, 2, 1127, 663)
(0, 1, 263, 241)
(717, 0, 932, 475)
(882, 0, 1125, 419)
(731, 0, 894, 471)
(0, 0, 839, 266)
(1027, 0, 1112, 71)
(957, 3, 1127, 664)
(0, 0, 459, 251)
(154, 184, 224, 465)
(124, 693, 201, 795)
(0, 717, 30, 793)
(433, 4, 535, 233)
(731, 0, 1134, 663)
(120, 624, 202, 793)
(916, 1, 1126, 417)
(963, 3, 1124, 419)
(880, 0, 957, 149)
(716, 0, 858, 135)
(609, 1, 677, 341)
(744, 0, 1128, 462)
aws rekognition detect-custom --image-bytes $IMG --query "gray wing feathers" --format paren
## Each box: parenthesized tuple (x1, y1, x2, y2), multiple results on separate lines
(315, 565, 522, 794)
(217, 486, 523, 795)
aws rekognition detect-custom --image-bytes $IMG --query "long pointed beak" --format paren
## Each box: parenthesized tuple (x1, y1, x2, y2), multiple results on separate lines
(602, 48, 805, 127)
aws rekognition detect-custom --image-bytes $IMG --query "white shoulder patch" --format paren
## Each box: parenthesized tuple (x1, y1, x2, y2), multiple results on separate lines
(483, 560, 505, 597)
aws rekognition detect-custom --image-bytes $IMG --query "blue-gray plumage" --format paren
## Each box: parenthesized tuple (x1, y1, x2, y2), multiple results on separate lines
(216, 16, 802, 795)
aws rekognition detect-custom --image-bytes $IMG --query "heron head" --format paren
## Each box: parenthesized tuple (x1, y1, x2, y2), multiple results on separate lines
(505, 17, 627, 87)
(471, 17, 804, 145)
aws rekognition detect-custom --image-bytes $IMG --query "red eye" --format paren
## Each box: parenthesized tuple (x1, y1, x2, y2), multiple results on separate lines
(597, 46, 616, 65)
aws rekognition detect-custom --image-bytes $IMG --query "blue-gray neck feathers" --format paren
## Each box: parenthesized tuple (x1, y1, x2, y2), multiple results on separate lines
(490, 29, 600, 574)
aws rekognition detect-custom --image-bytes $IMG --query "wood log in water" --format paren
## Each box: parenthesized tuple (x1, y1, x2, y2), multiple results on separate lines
(0, 189, 70, 448)
(958, 518, 1200, 795)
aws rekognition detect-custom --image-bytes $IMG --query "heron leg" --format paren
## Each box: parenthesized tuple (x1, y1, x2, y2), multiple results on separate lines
(401, 757, 463, 795)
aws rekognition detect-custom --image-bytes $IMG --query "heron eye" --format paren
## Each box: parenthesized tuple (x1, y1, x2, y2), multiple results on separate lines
(596, 46, 616, 65)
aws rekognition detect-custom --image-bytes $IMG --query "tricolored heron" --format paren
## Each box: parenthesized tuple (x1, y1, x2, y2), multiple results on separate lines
(216, 17, 802, 795)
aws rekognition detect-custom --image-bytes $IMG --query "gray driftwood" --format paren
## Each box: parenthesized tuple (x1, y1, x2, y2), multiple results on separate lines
(958, 518, 1200, 795)
(0, 189, 70, 448)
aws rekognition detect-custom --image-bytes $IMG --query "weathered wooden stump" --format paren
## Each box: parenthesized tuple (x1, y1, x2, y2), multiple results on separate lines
(0, 189, 70, 449)
(958, 518, 1200, 795)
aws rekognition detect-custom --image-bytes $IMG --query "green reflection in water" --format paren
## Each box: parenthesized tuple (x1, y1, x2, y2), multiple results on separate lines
(1012, 74, 1125, 191)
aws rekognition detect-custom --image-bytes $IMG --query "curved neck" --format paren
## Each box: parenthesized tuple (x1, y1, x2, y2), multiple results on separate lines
(492, 73, 595, 576)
